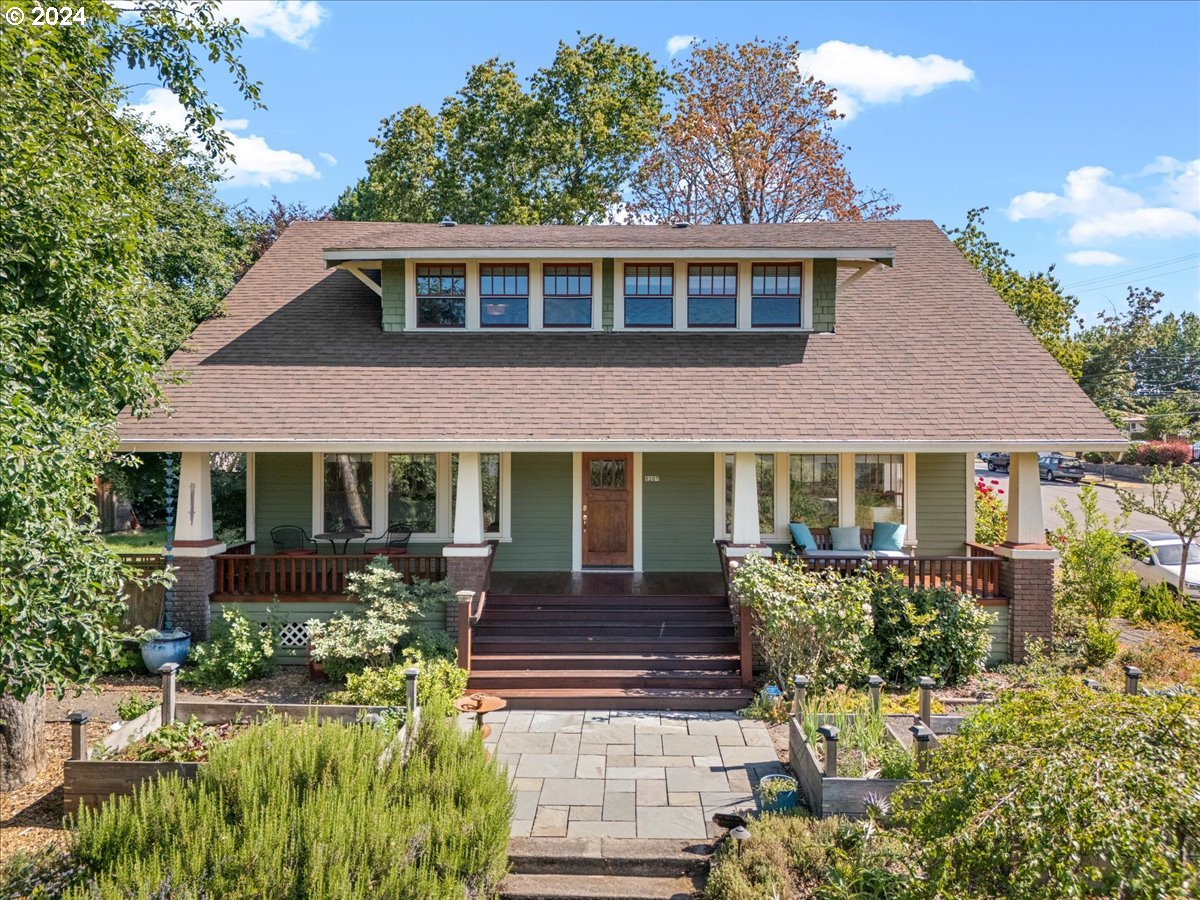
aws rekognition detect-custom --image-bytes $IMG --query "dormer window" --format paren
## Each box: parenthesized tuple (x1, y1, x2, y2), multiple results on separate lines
(480, 264, 529, 327)
(624, 264, 673, 327)
(752, 263, 803, 327)
(688, 264, 738, 327)
(416, 264, 466, 327)
(543, 264, 593, 327)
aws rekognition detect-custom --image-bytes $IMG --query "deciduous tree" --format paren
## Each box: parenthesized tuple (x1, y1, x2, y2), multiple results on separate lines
(628, 38, 898, 224)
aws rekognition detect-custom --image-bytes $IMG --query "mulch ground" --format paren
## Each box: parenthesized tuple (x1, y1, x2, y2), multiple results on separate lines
(2, 670, 331, 864)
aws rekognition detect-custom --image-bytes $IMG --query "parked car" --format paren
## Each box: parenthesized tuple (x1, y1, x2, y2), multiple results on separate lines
(1038, 453, 1084, 483)
(985, 452, 1009, 472)
(1121, 531, 1200, 599)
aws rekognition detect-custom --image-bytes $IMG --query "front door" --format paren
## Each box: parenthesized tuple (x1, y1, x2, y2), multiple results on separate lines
(582, 453, 633, 567)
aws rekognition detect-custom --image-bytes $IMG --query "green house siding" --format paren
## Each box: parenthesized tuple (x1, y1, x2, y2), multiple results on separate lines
(254, 453, 312, 550)
(601, 258, 615, 331)
(642, 453, 718, 572)
(493, 452, 573, 572)
(986, 604, 1010, 665)
(381, 258, 405, 332)
(915, 453, 969, 557)
(811, 258, 836, 332)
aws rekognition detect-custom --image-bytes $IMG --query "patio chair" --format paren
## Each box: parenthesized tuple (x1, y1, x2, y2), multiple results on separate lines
(361, 522, 414, 556)
(271, 525, 317, 556)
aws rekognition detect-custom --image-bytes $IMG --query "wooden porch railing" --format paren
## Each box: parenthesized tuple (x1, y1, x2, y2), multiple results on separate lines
(797, 554, 1003, 600)
(456, 541, 499, 672)
(212, 553, 448, 600)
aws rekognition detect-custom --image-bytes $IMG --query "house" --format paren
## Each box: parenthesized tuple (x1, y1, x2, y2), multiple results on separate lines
(117, 220, 1125, 708)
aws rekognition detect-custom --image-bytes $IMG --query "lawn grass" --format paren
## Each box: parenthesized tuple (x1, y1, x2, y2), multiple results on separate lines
(101, 527, 166, 553)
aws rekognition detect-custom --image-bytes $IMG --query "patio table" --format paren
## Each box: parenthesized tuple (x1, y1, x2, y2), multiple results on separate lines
(314, 530, 367, 554)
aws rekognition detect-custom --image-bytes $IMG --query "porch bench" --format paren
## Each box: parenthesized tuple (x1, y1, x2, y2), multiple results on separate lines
(790, 527, 914, 559)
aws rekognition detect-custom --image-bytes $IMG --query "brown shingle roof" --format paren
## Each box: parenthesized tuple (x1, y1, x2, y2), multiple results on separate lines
(117, 220, 1124, 449)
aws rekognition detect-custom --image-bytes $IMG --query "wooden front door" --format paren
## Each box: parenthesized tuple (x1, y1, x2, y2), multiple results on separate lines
(582, 453, 633, 567)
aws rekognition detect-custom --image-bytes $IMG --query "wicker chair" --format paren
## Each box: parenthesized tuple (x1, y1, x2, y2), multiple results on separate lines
(361, 523, 414, 556)
(270, 525, 317, 556)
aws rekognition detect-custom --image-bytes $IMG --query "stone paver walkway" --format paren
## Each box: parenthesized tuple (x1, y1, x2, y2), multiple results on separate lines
(460, 710, 785, 840)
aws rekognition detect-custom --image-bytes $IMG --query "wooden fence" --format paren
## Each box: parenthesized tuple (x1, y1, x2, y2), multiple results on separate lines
(212, 553, 448, 601)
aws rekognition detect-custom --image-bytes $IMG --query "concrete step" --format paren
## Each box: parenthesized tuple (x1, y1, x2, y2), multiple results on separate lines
(507, 837, 710, 877)
(499, 872, 703, 900)
(483, 687, 753, 710)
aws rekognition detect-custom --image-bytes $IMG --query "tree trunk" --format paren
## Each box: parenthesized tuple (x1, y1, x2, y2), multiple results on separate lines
(0, 690, 47, 791)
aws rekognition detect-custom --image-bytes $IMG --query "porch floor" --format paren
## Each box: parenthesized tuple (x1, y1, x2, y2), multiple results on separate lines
(489, 571, 725, 596)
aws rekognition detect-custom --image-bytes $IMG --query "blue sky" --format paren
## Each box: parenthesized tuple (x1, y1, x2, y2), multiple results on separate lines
(125, 0, 1200, 319)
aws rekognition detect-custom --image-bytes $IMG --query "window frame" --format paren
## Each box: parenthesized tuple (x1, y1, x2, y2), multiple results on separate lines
(318, 453, 375, 534)
(414, 263, 467, 329)
(479, 263, 530, 328)
(621, 263, 675, 328)
(688, 263, 739, 328)
(750, 262, 805, 329)
(542, 263, 594, 328)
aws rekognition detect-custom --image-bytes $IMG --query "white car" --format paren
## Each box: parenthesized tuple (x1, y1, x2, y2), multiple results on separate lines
(1122, 531, 1200, 599)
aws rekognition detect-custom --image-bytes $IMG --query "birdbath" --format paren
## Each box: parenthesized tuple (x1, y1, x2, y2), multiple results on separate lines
(454, 693, 507, 742)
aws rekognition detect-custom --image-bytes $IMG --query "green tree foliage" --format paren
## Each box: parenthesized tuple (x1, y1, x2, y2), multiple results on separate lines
(1076, 285, 1163, 413)
(335, 33, 668, 224)
(1050, 485, 1141, 622)
(945, 208, 1083, 378)
(0, 0, 258, 786)
(894, 682, 1200, 898)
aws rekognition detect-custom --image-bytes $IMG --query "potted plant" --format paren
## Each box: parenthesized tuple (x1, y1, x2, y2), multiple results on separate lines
(141, 455, 191, 672)
(756, 774, 798, 813)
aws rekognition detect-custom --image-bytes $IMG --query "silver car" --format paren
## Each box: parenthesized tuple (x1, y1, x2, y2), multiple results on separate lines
(1122, 531, 1200, 599)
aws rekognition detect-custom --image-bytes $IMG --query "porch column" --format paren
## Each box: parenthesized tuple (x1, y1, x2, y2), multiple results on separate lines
(443, 452, 494, 646)
(994, 451, 1056, 662)
(728, 452, 770, 558)
(171, 452, 225, 640)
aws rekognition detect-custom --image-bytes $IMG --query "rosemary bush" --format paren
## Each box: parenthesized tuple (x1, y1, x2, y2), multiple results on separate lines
(70, 713, 512, 898)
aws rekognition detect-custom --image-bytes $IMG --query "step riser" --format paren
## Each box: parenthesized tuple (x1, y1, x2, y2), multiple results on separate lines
(472, 641, 739, 654)
(507, 858, 706, 878)
(475, 626, 735, 638)
(488, 595, 726, 606)
(470, 674, 742, 690)
(497, 695, 748, 711)
(474, 657, 739, 672)
(482, 610, 732, 623)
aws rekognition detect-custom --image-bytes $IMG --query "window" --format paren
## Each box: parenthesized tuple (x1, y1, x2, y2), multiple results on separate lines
(480, 264, 529, 327)
(589, 457, 626, 489)
(543, 264, 592, 327)
(855, 454, 903, 528)
(387, 454, 437, 533)
(624, 264, 673, 327)
(323, 453, 373, 532)
(752, 264, 803, 327)
(451, 453, 502, 534)
(415, 264, 466, 327)
(789, 454, 838, 527)
(725, 454, 775, 536)
(689, 264, 738, 327)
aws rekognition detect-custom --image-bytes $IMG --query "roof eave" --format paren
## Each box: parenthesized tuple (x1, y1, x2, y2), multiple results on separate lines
(322, 246, 897, 265)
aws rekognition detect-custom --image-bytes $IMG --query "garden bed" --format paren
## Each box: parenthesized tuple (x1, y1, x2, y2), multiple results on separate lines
(64, 698, 403, 813)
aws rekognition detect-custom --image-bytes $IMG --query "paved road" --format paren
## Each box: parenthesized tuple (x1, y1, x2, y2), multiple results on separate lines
(973, 460, 1171, 534)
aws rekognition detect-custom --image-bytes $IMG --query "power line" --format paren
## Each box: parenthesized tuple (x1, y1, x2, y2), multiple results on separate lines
(1072, 265, 1200, 294)
(1063, 253, 1200, 288)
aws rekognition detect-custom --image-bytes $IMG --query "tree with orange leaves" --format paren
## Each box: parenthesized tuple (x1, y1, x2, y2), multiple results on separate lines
(629, 38, 898, 224)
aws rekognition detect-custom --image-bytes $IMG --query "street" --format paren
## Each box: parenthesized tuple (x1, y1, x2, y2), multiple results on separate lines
(973, 460, 1172, 534)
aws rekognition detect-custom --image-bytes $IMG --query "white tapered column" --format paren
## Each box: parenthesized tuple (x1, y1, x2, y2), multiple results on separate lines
(173, 452, 224, 557)
(451, 451, 485, 546)
(1005, 452, 1046, 545)
(730, 452, 765, 549)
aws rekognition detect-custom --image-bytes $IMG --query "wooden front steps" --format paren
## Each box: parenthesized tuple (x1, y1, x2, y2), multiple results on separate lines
(469, 593, 751, 711)
(501, 837, 709, 900)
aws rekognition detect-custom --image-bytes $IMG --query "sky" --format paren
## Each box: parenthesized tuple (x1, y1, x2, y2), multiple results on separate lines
(122, 0, 1200, 319)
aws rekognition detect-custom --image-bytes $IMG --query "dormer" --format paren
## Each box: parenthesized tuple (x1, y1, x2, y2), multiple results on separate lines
(323, 224, 894, 334)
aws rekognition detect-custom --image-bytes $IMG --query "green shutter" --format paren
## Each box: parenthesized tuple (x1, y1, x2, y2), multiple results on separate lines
(811, 258, 836, 332)
(381, 259, 406, 332)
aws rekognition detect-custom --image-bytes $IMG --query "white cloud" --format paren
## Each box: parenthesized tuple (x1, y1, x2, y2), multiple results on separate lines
(666, 34, 695, 56)
(318, 152, 338, 166)
(218, 1, 327, 47)
(1007, 160, 1200, 245)
(124, 88, 319, 188)
(794, 40, 973, 120)
(1064, 250, 1129, 267)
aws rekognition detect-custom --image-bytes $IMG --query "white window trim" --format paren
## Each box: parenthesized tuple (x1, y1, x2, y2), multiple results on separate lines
(245, 451, 256, 546)
(312, 451, 511, 544)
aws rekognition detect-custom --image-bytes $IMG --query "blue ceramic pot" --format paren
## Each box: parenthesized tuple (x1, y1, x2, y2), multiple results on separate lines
(758, 775, 798, 813)
(141, 632, 191, 672)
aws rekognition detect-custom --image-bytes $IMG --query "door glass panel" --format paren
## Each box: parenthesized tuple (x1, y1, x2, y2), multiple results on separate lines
(589, 458, 626, 489)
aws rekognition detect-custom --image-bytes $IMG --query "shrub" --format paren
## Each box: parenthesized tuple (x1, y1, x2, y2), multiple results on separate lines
(1050, 485, 1141, 621)
(893, 681, 1200, 898)
(119, 716, 236, 762)
(973, 477, 1007, 546)
(332, 651, 468, 718)
(307, 560, 455, 681)
(866, 570, 995, 687)
(181, 605, 277, 689)
(733, 555, 872, 690)
(1135, 440, 1192, 466)
(1082, 619, 1120, 667)
(1126, 582, 1200, 638)
(70, 713, 512, 898)
(115, 693, 156, 722)
(704, 814, 911, 900)
(0, 848, 87, 898)
(1115, 624, 1200, 689)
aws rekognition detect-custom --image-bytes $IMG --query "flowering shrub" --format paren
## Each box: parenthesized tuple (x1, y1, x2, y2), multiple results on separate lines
(973, 477, 1007, 546)
(182, 606, 277, 689)
(331, 650, 468, 717)
(1134, 440, 1192, 466)
(732, 554, 872, 690)
(307, 558, 456, 681)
